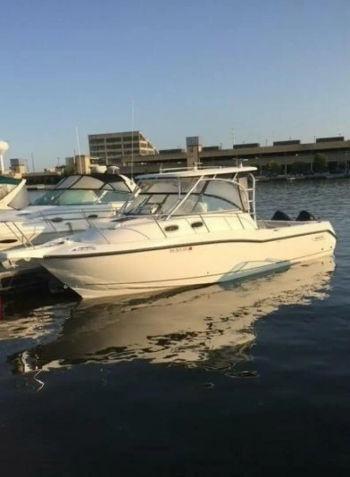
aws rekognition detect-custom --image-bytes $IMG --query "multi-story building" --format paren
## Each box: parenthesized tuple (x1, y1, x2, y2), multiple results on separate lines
(88, 131, 157, 165)
(65, 154, 97, 174)
(10, 158, 27, 177)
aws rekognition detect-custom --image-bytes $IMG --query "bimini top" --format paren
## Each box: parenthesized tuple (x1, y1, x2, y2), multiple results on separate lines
(34, 174, 135, 207)
(137, 166, 257, 181)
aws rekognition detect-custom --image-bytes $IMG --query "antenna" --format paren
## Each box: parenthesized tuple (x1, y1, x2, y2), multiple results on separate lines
(31, 152, 35, 173)
(0, 141, 9, 175)
(131, 99, 135, 179)
(231, 128, 235, 148)
(75, 127, 81, 157)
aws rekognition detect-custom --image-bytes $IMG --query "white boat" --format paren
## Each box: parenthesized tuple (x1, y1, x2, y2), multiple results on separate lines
(0, 176, 28, 210)
(0, 173, 135, 251)
(2, 166, 336, 299)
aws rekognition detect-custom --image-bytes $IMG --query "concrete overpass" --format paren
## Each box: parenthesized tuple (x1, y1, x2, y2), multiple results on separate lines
(118, 136, 350, 175)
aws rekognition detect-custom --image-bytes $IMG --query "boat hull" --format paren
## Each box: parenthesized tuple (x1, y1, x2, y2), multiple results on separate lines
(41, 223, 336, 299)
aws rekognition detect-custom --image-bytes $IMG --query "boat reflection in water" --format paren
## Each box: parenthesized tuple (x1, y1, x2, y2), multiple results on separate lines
(10, 258, 335, 381)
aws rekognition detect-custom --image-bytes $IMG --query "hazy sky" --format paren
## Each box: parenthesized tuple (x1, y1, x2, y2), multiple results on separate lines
(1, 0, 349, 169)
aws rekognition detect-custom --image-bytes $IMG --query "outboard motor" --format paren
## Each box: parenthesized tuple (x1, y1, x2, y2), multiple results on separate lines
(271, 210, 291, 221)
(296, 210, 316, 221)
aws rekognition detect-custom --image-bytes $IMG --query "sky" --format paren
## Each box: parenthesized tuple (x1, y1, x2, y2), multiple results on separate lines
(0, 0, 350, 169)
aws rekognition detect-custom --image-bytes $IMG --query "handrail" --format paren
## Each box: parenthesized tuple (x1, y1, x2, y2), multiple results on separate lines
(159, 165, 232, 172)
(165, 177, 252, 221)
(118, 171, 257, 222)
(4, 221, 34, 248)
(0, 206, 118, 249)
(165, 176, 203, 220)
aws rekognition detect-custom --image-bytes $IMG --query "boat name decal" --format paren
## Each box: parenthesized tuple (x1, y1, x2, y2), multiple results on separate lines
(169, 246, 193, 253)
(71, 246, 96, 252)
(312, 235, 324, 241)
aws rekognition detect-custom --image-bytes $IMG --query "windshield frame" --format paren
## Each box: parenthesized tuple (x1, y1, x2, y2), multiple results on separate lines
(33, 175, 133, 206)
(121, 175, 250, 219)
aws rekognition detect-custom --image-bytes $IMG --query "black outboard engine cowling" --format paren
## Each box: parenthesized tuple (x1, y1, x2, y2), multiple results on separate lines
(271, 210, 291, 221)
(296, 210, 316, 221)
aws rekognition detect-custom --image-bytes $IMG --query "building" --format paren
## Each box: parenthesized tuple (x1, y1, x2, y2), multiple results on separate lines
(65, 156, 75, 170)
(75, 155, 91, 174)
(10, 158, 27, 177)
(186, 136, 202, 167)
(88, 131, 157, 165)
(65, 154, 97, 174)
(118, 135, 350, 176)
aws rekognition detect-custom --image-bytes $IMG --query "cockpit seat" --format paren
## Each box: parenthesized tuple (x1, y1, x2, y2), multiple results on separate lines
(194, 201, 208, 213)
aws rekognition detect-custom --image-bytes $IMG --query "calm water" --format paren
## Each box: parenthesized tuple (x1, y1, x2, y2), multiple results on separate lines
(1, 180, 350, 476)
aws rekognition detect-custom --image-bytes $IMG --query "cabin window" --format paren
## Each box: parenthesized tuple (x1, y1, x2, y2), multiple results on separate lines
(34, 176, 132, 206)
(54, 175, 81, 189)
(108, 181, 132, 193)
(97, 190, 132, 203)
(70, 176, 105, 190)
(176, 180, 243, 214)
(63, 190, 99, 205)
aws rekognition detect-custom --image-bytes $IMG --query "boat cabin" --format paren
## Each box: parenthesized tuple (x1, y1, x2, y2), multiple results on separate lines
(33, 174, 135, 207)
(122, 166, 257, 219)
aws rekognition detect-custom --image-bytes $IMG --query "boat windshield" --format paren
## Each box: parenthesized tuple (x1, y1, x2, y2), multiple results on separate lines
(123, 178, 245, 216)
(34, 175, 132, 206)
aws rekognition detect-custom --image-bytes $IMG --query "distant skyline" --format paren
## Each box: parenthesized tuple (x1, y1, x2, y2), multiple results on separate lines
(1, 0, 350, 169)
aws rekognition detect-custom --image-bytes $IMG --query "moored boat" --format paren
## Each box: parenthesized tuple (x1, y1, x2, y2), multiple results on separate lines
(2, 166, 336, 299)
(0, 173, 135, 252)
